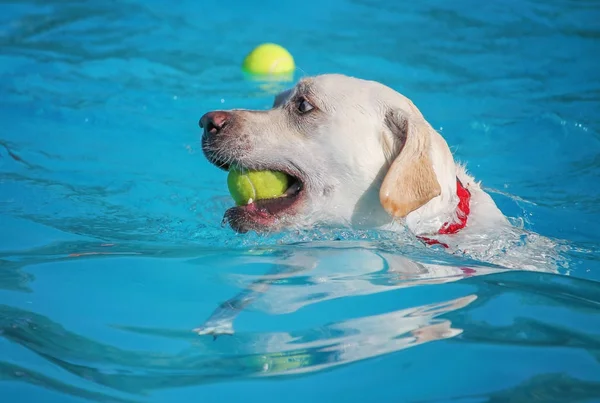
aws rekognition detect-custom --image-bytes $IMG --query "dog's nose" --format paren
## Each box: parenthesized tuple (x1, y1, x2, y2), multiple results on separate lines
(199, 111, 230, 135)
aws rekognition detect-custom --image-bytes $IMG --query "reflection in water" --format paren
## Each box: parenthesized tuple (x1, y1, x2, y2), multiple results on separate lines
(0, 293, 475, 393)
(194, 242, 501, 336)
(2, 239, 600, 400)
(3, 264, 600, 400)
(0, 238, 491, 398)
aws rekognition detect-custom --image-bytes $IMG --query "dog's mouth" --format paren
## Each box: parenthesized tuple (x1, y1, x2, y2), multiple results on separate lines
(207, 156, 306, 233)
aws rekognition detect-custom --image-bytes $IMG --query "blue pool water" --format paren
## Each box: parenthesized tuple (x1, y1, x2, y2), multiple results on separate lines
(2, 0, 600, 401)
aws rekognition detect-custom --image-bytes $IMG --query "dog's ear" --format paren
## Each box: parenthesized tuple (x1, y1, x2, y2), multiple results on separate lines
(272, 88, 293, 108)
(379, 110, 441, 218)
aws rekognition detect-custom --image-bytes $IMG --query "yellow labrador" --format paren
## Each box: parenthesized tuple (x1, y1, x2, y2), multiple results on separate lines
(200, 73, 510, 249)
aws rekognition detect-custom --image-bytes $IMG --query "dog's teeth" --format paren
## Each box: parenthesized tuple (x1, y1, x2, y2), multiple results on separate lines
(247, 198, 254, 205)
(283, 182, 301, 196)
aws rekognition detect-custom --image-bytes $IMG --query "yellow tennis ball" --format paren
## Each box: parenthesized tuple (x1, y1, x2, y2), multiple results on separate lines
(227, 168, 290, 206)
(242, 43, 295, 75)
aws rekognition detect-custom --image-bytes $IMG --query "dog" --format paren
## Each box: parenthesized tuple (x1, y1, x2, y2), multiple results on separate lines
(196, 73, 560, 337)
(200, 74, 510, 246)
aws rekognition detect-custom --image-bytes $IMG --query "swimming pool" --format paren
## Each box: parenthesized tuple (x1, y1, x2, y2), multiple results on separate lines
(1, 0, 600, 401)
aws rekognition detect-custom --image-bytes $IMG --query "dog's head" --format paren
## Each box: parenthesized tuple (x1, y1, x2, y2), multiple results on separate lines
(200, 74, 456, 233)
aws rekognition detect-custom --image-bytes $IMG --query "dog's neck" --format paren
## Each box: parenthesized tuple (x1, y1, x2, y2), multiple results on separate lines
(416, 178, 471, 248)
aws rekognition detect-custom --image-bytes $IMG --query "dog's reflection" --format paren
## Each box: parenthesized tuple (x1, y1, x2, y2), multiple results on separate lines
(195, 242, 500, 337)
(0, 241, 494, 393)
(2, 290, 477, 393)
(239, 294, 477, 376)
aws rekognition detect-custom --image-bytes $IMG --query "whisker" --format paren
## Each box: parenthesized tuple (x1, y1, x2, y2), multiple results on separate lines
(295, 64, 311, 79)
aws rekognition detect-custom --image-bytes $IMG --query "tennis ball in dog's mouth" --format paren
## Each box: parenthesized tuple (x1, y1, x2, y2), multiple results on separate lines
(227, 167, 291, 206)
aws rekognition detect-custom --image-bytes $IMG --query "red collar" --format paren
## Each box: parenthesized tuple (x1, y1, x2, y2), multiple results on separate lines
(418, 178, 471, 248)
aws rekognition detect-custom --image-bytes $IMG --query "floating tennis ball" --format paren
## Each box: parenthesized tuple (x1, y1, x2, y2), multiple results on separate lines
(227, 168, 290, 206)
(242, 43, 295, 75)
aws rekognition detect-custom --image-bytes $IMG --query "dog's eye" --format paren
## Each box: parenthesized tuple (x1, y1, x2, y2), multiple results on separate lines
(296, 97, 314, 114)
